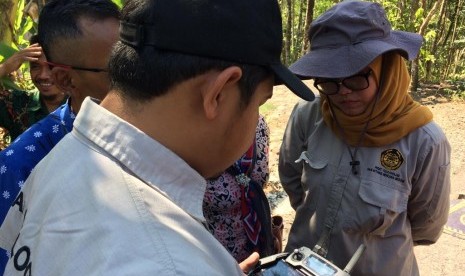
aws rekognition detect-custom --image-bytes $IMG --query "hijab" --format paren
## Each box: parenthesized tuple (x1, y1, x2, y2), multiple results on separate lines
(321, 52, 433, 147)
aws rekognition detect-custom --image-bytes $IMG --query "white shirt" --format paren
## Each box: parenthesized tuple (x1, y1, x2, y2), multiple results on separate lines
(0, 97, 243, 275)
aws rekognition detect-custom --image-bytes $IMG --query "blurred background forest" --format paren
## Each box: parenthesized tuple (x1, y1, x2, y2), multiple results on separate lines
(0, 0, 464, 98)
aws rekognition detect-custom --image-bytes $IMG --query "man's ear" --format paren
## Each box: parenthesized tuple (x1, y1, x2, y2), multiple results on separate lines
(202, 66, 242, 120)
(52, 67, 74, 95)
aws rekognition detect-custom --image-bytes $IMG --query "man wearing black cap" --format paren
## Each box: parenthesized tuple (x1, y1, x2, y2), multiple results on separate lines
(0, 0, 313, 275)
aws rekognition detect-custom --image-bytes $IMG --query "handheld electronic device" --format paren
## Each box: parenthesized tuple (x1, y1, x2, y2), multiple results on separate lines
(249, 244, 365, 276)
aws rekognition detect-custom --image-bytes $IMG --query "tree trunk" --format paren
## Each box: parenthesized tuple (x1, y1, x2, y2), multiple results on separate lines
(410, 0, 444, 91)
(425, 0, 446, 81)
(442, 0, 464, 80)
(283, 0, 292, 65)
(408, 0, 420, 92)
(302, 0, 314, 56)
(418, 0, 443, 35)
(294, 0, 304, 62)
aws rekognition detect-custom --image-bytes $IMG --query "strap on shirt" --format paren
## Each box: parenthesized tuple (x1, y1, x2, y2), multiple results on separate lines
(313, 166, 351, 257)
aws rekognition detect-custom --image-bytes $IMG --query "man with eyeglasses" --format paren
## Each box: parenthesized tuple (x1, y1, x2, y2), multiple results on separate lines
(0, 35, 66, 146)
(0, 0, 120, 273)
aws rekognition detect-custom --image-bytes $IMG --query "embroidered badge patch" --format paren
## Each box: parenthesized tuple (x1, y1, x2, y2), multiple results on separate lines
(380, 149, 404, 170)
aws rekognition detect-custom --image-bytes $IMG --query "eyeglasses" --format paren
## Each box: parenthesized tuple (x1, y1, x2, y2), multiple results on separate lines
(313, 70, 372, 95)
(42, 60, 108, 73)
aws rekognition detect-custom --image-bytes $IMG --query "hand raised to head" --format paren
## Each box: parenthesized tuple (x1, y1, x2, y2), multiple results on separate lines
(0, 44, 42, 77)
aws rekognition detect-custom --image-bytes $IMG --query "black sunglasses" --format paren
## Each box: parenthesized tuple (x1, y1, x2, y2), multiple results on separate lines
(313, 70, 372, 95)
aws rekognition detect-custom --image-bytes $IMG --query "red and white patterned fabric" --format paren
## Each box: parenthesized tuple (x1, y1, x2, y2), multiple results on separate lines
(203, 115, 269, 262)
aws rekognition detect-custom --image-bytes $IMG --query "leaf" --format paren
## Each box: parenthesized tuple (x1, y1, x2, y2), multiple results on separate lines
(0, 77, 22, 91)
(14, 0, 27, 32)
(111, 0, 124, 8)
(0, 43, 18, 60)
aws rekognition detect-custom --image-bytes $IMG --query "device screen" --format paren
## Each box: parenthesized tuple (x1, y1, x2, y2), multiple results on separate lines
(255, 260, 306, 276)
(305, 255, 337, 275)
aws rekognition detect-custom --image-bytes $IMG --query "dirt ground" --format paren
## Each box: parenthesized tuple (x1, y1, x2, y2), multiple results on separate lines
(261, 81, 465, 276)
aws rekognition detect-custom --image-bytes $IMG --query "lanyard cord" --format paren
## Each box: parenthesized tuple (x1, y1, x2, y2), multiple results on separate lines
(329, 101, 371, 175)
(327, 58, 386, 175)
(313, 59, 387, 257)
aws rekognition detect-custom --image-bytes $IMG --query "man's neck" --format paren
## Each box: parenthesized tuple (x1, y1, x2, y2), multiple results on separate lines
(41, 93, 66, 113)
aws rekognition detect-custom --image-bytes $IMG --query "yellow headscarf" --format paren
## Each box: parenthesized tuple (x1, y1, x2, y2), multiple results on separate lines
(321, 52, 433, 147)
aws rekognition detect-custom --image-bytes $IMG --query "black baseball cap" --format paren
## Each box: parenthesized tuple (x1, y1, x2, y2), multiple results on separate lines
(119, 0, 314, 101)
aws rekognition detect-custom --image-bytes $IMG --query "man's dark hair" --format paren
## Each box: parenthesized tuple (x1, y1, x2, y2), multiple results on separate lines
(38, 0, 120, 60)
(109, 45, 271, 106)
(29, 34, 39, 45)
(109, 0, 271, 106)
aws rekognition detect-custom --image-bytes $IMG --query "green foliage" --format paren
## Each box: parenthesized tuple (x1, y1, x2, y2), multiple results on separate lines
(0, 76, 21, 91)
(112, 0, 124, 9)
(1, 0, 464, 100)
(442, 79, 465, 101)
(413, 7, 424, 29)
(378, 0, 402, 29)
(0, 43, 17, 62)
(424, 29, 437, 41)
(0, 0, 37, 91)
(14, 0, 35, 44)
(313, 0, 334, 19)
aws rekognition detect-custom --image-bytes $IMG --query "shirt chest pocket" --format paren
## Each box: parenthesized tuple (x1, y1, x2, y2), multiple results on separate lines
(343, 180, 409, 236)
(298, 151, 330, 186)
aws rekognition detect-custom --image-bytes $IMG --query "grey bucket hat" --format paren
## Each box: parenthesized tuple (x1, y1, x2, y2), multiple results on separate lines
(290, 0, 423, 79)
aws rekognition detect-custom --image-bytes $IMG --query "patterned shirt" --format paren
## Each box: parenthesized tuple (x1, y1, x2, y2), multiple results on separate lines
(0, 100, 74, 273)
(0, 88, 49, 147)
(203, 115, 270, 262)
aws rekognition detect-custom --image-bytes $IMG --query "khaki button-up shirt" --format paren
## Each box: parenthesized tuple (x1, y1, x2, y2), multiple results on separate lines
(279, 98, 451, 276)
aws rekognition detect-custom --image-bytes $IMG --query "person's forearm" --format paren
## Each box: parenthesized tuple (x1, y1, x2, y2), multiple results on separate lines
(0, 45, 42, 79)
(0, 61, 15, 78)
(0, 59, 16, 78)
(0, 63, 6, 78)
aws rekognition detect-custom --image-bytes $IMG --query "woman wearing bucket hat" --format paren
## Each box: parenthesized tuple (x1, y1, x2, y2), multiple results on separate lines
(279, 1, 451, 275)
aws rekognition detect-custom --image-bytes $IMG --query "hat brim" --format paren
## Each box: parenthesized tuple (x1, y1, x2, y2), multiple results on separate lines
(270, 63, 315, 101)
(290, 31, 423, 79)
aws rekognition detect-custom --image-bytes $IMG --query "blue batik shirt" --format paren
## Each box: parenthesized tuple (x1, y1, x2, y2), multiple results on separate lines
(0, 100, 74, 272)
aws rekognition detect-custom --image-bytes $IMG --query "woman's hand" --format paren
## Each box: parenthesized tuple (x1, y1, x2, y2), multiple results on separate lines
(239, 252, 260, 274)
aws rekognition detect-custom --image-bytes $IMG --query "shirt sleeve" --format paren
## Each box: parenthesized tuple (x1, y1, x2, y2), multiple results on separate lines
(0, 173, 30, 255)
(408, 132, 451, 245)
(0, 115, 66, 225)
(0, 146, 32, 225)
(278, 102, 308, 210)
